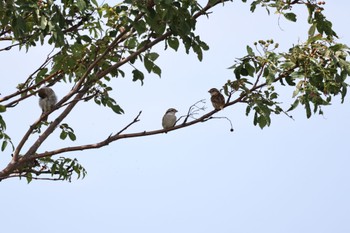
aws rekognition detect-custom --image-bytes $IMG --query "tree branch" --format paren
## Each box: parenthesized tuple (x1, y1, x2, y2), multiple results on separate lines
(29, 96, 239, 161)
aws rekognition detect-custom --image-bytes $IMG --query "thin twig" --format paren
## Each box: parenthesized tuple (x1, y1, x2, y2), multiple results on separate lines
(252, 63, 266, 89)
(202, 116, 234, 132)
(181, 99, 206, 124)
(116, 111, 142, 135)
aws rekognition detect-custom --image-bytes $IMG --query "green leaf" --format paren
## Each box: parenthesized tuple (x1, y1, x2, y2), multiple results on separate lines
(258, 116, 267, 129)
(245, 105, 251, 116)
(308, 24, 316, 38)
(51, 163, 57, 175)
(144, 58, 153, 73)
(40, 16, 48, 30)
(250, 1, 258, 12)
(339, 59, 350, 75)
(341, 83, 347, 103)
(152, 65, 162, 77)
(307, 34, 323, 44)
(329, 43, 347, 52)
(246, 45, 254, 56)
(133, 20, 147, 35)
(253, 111, 258, 126)
(118, 69, 125, 78)
(199, 41, 209, 51)
(270, 92, 278, 100)
(125, 37, 137, 49)
(280, 61, 295, 70)
(244, 62, 255, 77)
(227, 63, 236, 70)
(80, 35, 92, 43)
(0, 115, 6, 129)
(35, 68, 49, 83)
(1, 140, 7, 151)
(284, 13, 297, 22)
(91, 0, 99, 6)
(259, 104, 271, 118)
(292, 88, 299, 98)
(196, 47, 203, 61)
(76, 0, 87, 11)
(132, 69, 144, 85)
(305, 100, 311, 118)
(37, 67, 48, 78)
(26, 172, 33, 184)
(111, 104, 124, 114)
(168, 37, 179, 51)
(0, 105, 6, 113)
(12, 16, 26, 38)
(266, 70, 275, 84)
(287, 99, 299, 112)
(285, 76, 296, 86)
(147, 52, 159, 61)
(240, 67, 249, 76)
(68, 132, 76, 141)
(60, 131, 67, 140)
(234, 65, 242, 79)
(73, 166, 81, 179)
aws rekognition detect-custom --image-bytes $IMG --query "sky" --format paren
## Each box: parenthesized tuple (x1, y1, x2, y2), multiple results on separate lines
(1, 1, 350, 233)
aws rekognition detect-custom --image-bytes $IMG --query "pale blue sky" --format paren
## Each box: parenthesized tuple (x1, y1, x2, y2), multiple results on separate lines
(1, 1, 350, 233)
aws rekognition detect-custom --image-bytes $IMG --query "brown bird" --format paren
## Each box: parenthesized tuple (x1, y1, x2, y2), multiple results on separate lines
(38, 87, 57, 121)
(208, 88, 225, 110)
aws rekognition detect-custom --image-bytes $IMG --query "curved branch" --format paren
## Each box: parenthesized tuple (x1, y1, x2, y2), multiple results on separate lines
(0, 42, 20, 52)
(30, 94, 241, 161)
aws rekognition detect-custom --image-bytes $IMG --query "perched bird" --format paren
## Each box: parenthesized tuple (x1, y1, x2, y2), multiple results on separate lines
(38, 87, 57, 121)
(162, 108, 178, 130)
(208, 88, 225, 110)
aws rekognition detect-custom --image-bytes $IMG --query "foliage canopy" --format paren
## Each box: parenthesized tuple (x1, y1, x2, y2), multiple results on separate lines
(0, 0, 348, 182)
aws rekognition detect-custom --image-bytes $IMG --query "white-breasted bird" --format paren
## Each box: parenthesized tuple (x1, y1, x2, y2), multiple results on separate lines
(162, 108, 178, 130)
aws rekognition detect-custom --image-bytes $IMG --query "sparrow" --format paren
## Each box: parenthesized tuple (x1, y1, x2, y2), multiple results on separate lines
(38, 87, 57, 121)
(162, 108, 178, 130)
(208, 88, 225, 110)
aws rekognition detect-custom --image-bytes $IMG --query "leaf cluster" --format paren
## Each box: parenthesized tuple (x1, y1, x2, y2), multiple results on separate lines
(0, 0, 98, 50)
(226, 34, 349, 128)
(24, 157, 87, 183)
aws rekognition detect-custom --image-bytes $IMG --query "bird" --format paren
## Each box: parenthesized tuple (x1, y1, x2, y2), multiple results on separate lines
(162, 108, 178, 130)
(208, 88, 225, 110)
(38, 87, 57, 121)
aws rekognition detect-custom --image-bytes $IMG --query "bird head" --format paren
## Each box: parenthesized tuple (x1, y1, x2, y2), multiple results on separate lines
(165, 108, 178, 115)
(38, 87, 49, 98)
(208, 88, 220, 96)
